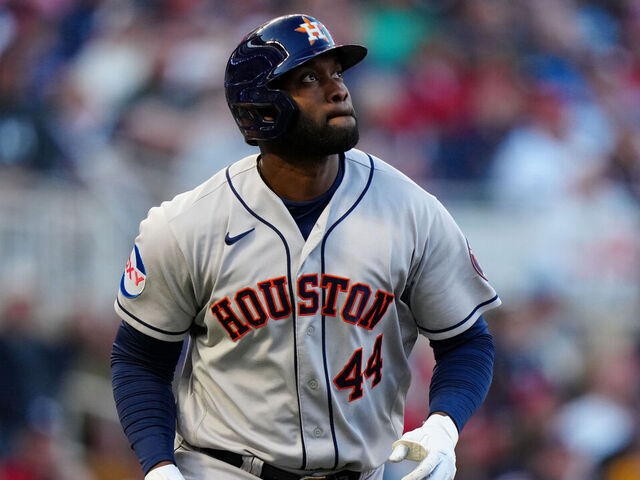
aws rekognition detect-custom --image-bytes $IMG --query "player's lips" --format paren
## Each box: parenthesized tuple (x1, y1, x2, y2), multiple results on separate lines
(326, 108, 356, 120)
(326, 110, 356, 127)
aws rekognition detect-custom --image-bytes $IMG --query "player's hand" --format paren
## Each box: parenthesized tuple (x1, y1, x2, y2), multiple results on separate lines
(388, 414, 459, 480)
(144, 464, 186, 480)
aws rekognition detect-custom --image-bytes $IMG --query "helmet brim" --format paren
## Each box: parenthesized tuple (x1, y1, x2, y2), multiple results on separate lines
(332, 44, 368, 71)
(271, 43, 367, 79)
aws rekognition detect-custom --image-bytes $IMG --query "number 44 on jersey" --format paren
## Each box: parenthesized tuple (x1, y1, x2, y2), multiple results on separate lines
(334, 334, 384, 402)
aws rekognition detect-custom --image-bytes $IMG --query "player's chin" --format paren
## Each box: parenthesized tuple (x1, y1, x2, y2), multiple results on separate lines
(325, 122, 359, 151)
(327, 116, 358, 136)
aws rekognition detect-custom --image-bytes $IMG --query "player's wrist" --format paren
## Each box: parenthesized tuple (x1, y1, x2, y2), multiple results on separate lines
(424, 413, 459, 446)
(144, 463, 185, 480)
(149, 461, 174, 470)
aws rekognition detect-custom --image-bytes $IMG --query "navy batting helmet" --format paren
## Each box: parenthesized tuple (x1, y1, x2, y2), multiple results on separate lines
(225, 14, 367, 145)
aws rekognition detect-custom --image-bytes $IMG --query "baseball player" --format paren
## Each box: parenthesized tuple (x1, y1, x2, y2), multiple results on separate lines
(111, 14, 500, 480)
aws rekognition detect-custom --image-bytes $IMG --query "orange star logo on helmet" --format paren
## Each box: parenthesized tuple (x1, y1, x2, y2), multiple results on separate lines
(295, 17, 328, 45)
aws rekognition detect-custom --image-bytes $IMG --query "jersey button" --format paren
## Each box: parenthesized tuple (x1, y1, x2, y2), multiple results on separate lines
(313, 427, 323, 437)
(308, 379, 319, 390)
(306, 326, 315, 335)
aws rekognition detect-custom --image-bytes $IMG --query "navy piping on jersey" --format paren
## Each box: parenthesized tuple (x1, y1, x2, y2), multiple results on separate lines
(116, 298, 191, 336)
(225, 166, 307, 469)
(417, 294, 499, 334)
(320, 153, 375, 470)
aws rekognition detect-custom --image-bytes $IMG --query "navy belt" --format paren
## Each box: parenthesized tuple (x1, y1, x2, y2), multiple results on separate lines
(194, 446, 360, 480)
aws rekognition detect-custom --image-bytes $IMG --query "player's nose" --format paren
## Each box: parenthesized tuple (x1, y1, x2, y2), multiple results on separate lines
(326, 78, 349, 104)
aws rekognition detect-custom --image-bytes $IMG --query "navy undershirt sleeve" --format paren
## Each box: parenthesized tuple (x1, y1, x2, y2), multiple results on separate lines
(427, 316, 495, 431)
(111, 321, 183, 474)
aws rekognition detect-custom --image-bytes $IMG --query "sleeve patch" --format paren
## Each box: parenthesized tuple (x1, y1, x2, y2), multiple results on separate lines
(467, 239, 488, 280)
(120, 245, 147, 298)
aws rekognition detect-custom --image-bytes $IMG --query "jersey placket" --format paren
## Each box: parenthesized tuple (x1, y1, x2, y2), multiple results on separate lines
(290, 157, 374, 470)
(291, 204, 337, 469)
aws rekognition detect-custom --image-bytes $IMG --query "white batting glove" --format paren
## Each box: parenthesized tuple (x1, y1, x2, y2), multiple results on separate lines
(388, 414, 459, 480)
(144, 464, 186, 480)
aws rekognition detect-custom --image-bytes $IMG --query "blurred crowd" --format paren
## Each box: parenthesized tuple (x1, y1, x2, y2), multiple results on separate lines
(1, 0, 640, 479)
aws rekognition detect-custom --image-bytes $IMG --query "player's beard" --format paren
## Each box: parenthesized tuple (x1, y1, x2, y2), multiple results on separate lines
(280, 109, 359, 157)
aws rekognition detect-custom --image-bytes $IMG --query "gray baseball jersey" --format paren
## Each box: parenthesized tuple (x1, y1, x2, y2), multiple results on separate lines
(115, 148, 501, 473)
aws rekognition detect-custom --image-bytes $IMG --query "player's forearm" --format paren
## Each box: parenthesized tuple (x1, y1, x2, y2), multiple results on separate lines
(111, 321, 184, 474)
(428, 316, 495, 431)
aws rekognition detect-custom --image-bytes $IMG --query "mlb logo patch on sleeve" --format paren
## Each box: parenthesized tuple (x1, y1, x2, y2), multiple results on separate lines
(120, 245, 146, 298)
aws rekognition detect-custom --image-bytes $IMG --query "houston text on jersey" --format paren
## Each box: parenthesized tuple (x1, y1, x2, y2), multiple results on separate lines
(210, 274, 395, 341)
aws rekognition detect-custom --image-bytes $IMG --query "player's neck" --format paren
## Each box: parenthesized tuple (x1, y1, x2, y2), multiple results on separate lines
(257, 152, 340, 202)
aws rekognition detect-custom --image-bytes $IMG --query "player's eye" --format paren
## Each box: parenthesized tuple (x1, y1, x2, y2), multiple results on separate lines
(301, 72, 318, 83)
(333, 70, 343, 79)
